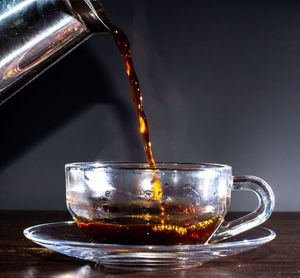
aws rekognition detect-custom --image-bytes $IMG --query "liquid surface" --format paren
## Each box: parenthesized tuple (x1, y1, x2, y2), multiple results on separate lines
(77, 216, 222, 245)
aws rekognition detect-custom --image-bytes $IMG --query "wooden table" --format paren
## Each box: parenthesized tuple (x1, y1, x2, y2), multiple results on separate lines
(0, 211, 299, 277)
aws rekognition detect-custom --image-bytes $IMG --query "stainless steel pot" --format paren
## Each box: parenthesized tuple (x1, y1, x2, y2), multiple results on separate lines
(0, 0, 112, 104)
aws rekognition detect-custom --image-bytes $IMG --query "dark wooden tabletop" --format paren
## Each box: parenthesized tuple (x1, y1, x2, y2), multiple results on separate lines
(0, 211, 299, 278)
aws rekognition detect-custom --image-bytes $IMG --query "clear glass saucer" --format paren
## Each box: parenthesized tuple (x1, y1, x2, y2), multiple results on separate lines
(24, 221, 275, 271)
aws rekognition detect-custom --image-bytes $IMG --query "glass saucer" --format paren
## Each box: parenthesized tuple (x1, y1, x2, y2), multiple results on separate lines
(24, 221, 275, 271)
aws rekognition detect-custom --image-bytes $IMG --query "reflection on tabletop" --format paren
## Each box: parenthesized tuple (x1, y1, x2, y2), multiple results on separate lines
(21, 264, 236, 278)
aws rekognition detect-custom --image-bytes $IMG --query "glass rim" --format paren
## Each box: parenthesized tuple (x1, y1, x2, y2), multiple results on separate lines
(65, 161, 232, 171)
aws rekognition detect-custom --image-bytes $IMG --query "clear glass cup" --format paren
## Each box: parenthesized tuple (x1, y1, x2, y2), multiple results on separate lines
(65, 162, 275, 245)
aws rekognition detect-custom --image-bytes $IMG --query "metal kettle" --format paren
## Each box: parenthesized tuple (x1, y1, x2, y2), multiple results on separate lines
(0, 0, 112, 105)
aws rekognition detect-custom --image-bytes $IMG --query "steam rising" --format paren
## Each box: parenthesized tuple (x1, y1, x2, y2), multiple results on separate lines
(130, 2, 189, 161)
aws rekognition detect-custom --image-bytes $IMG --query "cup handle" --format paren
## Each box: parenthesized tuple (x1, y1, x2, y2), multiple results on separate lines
(210, 175, 275, 243)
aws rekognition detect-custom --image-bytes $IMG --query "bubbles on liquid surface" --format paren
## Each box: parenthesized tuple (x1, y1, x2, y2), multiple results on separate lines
(145, 190, 152, 197)
(183, 183, 197, 198)
(162, 183, 174, 200)
(164, 183, 174, 192)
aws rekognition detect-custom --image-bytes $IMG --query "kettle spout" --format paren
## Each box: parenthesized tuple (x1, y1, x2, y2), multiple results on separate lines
(70, 0, 113, 32)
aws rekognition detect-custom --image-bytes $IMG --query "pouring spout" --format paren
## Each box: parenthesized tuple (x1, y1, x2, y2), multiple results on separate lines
(70, 0, 113, 32)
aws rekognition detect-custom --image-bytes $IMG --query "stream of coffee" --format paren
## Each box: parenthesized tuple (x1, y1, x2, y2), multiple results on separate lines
(111, 27, 163, 201)
(111, 27, 156, 169)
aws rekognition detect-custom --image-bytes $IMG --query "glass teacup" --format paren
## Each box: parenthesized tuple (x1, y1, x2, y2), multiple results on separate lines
(65, 162, 274, 245)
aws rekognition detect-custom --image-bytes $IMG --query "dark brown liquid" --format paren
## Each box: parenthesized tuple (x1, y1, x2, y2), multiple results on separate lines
(111, 27, 156, 168)
(78, 216, 222, 245)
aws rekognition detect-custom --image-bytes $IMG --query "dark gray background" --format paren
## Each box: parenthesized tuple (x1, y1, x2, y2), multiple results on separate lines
(0, 0, 299, 211)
